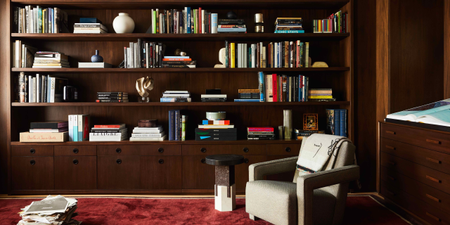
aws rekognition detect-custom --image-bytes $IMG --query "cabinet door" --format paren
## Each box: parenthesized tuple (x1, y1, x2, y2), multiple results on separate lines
(236, 155, 267, 192)
(11, 157, 54, 190)
(182, 155, 215, 189)
(98, 155, 140, 189)
(141, 156, 182, 189)
(54, 156, 97, 189)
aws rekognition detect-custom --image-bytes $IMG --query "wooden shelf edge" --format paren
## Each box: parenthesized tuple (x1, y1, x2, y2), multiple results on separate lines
(11, 101, 350, 107)
(10, 140, 303, 145)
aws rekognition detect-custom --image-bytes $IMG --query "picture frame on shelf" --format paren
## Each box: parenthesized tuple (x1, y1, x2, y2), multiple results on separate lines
(303, 113, 318, 130)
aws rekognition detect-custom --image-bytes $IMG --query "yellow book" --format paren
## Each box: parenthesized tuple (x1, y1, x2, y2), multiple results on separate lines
(42, 9, 46, 33)
(231, 42, 235, 68)
(308, 96, 333, 99)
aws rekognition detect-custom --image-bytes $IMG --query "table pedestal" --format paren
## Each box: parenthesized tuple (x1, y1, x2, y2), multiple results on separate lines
(214, 165, 236, 212)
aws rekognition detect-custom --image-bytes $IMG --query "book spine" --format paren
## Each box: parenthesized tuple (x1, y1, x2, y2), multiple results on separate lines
(272, 73, 277, 102)
(340, 109, 347, 137)
(334, 109, 340, 136)
(78, 114, 83, 142)
(68, 115, 73, 141)
(258, 71, 265, 102)
(174, 110, 180, 141)
(305, 42, 310, 68)
(211, 13, 218, 34)
(182, 115, 186, 141)
(169, 110, 174, 141)
(230, 42, 235, 68)
(73, 114, 78, 142)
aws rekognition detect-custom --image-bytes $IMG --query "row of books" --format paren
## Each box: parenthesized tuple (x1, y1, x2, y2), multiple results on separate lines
(326, 109, 348, 137)
(96, 92, 129, 103)
(33, 51, 70, 68)
(274, 17, 304, 34)
(160, 90, 192, 102)
(13, 40, 36, 68)
(168, 110, 187, 141)
(17, 72, 68, 103)
(247, 127, 275, 140)
(224, 40, 310, 69)
(313, 11, 349, 33)
(69, 114, 90, 141)
(257, 72, 311, 102)
(124, 40, 164, 68)
(14, 5, 69, 33)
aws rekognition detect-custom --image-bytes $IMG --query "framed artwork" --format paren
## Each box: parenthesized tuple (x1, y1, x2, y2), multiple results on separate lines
(303, 113, 318, 130)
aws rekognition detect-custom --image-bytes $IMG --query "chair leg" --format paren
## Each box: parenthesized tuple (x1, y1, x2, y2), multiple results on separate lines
(249, 214, 259, 221)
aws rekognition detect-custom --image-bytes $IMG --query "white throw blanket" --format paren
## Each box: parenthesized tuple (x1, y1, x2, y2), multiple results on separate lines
(296, 134, 351, 173)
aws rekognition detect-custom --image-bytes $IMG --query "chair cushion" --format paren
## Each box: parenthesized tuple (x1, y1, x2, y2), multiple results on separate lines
(246, 180, 337, 225)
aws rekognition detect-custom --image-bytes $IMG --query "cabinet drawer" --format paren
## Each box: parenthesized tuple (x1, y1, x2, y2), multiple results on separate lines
(182, 145, 265, 155)
(381, 122, 450, 154)
(12, 146, 53, 156)
(97, 145, 141, 155)
(11, 156, 54, 190)
(139, 145, 181, 156)
(54, 156, 97, 189)
(267, 144, 301, 156)
(381, 166, 450, 213)
(54, 146, 96, 156)
(97, 155, 140, 189)
(381, 152, 450, 194)
(381, 138, 450, 175)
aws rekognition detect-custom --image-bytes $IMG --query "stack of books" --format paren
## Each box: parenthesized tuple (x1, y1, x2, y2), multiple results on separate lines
(162, 56, 196, 68)
(32, 51, 70, 68)
(148, 8, 218, 34)
(160, 90, 191, 102)
(17, 73, 68, 103)
(168, 110, 187, 141)
(68, 114, 90, 142)
(257, 72, 310, 102)
(295, 129, 325, 140)
(89, 124, 128, 141)
(247, 127, 275, 140)
(130, 126, 166, 141)
(14, 6, 69, 33)
(234, 89, 260, 102)
(96, 92, 129, 103)
(326, 109, 348, 137)
(201, 89, 226, 102)
(195, 112, 236, 141)
(308, 88, 335, 102)
(20, 121, 68, 142)
(73, 18, 108, 34)
(18, 195, 80, 225)
(274, 17, 304, 33)
(13, 40, 36, 68)
(218, 19, 246, 33)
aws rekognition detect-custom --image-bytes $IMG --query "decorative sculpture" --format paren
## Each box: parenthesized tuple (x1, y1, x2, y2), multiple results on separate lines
(214, 47, 226, 68)
(136, 76, 154, 102)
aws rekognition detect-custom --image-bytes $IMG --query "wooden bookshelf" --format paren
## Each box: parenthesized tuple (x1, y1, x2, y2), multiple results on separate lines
(6, 0, 353, 194)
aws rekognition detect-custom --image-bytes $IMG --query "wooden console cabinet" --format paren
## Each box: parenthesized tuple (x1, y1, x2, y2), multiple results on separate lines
(379, 122, 450, 225)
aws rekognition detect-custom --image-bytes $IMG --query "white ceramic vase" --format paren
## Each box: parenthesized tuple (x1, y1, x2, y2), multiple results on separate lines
(113, 13, 135, 33)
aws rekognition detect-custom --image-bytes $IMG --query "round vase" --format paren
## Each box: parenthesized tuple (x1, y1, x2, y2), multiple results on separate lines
(91, 50, 103, 62)
(113, 13, 135, 33)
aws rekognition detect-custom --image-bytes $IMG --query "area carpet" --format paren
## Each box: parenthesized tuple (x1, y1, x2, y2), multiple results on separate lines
(0, 196, 409, 225)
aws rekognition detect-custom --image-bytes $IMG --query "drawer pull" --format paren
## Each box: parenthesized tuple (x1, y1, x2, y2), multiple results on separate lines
(158, 148, 164, 153)
(201, 159, 206, 164)
(30, 160, 35, 166)
(200, 148, 207, 153)
(426, 175, 441, 183)
(158, 159, 164, 164)
(388, 176, 396, 181)
(385, 145, 396, 150)
(116, 148, 122, 154)
(285, 147, 291, 152)
(388, 161, 396, 166)
(426, 212, 441, 222)
(243, 147, 249, 153)
(116, 159, 122, 164)
(244, 158, 249, 164)
(73, 159, 79, 165)
(426, 194, 441, 203)
(30, 148, 36, 154)
(386, 130, 396, 135)
(426, 157, 441, 164)
(73, 148, 79, 154)
(386, 190, 396, 196)
(426, 139, 441, 145)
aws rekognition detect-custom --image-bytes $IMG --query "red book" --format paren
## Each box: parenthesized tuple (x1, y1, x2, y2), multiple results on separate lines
(247, 127, 274, 132)
(94, 124, 125, 129)
(162, 58, 192, 61)
(198, 7, 202, 34)
(272, 73, 278, 102)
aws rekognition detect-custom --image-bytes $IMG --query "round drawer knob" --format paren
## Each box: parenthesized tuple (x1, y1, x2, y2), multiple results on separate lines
(159, 159, 164, 164)
(30, 160, 35, 165)
(201, 159, 206, 163)
(200, 148, 207, 153)
(30, 148, 36, 154)
(116, 148, 122, 153)
(244, 159, 249, 164)
(285, 147, 291, 152)
(73, 148, 79, 154)
(73, 159, 79, 165)
(158, 148, 164, 153)
(116, 159, 122, 164)
(243, 147, 249, 153)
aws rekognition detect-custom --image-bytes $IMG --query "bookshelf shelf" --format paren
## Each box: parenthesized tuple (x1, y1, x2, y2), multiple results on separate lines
(11, 101, 350, 107)
(11, 33, 350, 41)
(11, 67, 350, 73)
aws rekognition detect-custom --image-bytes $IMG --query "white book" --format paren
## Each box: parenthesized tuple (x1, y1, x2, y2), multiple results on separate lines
(15, 40, 21, 68)
(22, 44, 26, 68)
(68, 115, 73, 141)
(50, 77, 55, 103)
(164, 90, 189, 93)
(32, 77, 36, 103)
(201, 10, 205, 34)
(244, 43, 247, 68)
(127, 47, 131, 68)
(89, 134, 126, 142)
(251, 44, 256, 68)
(78, 62, 112, 68)
(36, 74, 40, 102)
(162, 93, 190, 97)
(28, 75, 32, 103)
(133, 126, 162, 131)
(129, 42, 134, 68)
(131, 132, 165, 138)
(201, 94, 227, 98)
(47, 75, 51, 102)
(262, 46, 266, 68)
(130, 135, 166, 141)
(145, 43, 149, 68)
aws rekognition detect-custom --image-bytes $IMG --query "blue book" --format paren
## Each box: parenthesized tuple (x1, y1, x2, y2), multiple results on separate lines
(80, 18, 101, 23)
(234, 99, 260, 102)
(174, 110, 180, 141)
(169, 110, 175, 141)
(186, 7, 191, 34)
(73, 115, 78, 142)
(211, 13, 218, 33)
(334, 109, 340, 136)
(274, 30, 305, 33)
(339, 109, 346, 137)
(258, 72, 265, 102)
(217, 28, 247, 32)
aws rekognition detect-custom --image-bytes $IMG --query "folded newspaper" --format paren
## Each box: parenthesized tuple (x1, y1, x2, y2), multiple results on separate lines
(18, 195, 81, 225)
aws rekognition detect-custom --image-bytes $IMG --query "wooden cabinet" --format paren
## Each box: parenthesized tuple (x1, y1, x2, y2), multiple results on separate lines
(54, 156, 97, 189)
(97, 155, 140, 190)
(182, 155, 215, 189)
(11, 156, 54, 190)
(141, 156, 182, 189)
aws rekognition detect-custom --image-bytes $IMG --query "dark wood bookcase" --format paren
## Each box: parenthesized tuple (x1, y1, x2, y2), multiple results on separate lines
(6, 0, 353, 194)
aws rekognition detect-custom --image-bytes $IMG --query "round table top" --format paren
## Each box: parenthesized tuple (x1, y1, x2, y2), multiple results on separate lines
(205, 154, 244, 166)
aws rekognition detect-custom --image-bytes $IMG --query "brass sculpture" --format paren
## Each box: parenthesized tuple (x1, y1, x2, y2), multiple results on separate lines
(136, 76, 154, 102)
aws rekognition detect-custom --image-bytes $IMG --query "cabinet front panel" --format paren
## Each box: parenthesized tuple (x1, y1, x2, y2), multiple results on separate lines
(140, 156, 182, 189)
(54, 156, 97, 189)
(12, 146, 53, 156)
(267, 144, 301, 156)
(54, 146, 96, 156)
(139, 145, 181, 156)
(182, 155, 215, 189)
(11, 157, 54, 190)
(182, 144, 265, 155)
(97, 145, 141, 155)
(97, 155, 140, 189)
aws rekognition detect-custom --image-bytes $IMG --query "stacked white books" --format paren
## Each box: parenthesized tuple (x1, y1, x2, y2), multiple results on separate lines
(160, 90, 191, 102)
(130, 126, 166, 141)
(73, 23, 108, 33)
(89, 124, 127, 141)
(78, 62, 113, 68)
(32, 51, 70, 68)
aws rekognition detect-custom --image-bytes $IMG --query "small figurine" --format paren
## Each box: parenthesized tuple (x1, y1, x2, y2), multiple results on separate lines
(214, 48, 226, 68)
(136, 76, 154, 102)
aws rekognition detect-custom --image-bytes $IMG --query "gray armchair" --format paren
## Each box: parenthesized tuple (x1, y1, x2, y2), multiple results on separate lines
(245, 138, 360, 225)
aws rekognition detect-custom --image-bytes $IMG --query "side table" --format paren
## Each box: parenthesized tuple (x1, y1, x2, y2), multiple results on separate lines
(205, 154, 244, 212)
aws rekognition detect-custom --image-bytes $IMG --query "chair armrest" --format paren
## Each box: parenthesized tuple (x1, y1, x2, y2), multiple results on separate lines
(248, 156, 298, 181)
(296, 165, 360, 225)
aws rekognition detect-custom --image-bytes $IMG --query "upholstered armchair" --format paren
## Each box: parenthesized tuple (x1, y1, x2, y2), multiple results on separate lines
(245, 136, 360, 225)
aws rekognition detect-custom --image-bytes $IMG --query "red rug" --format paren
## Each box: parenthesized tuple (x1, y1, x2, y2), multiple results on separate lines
(0, 196, 409, 225)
